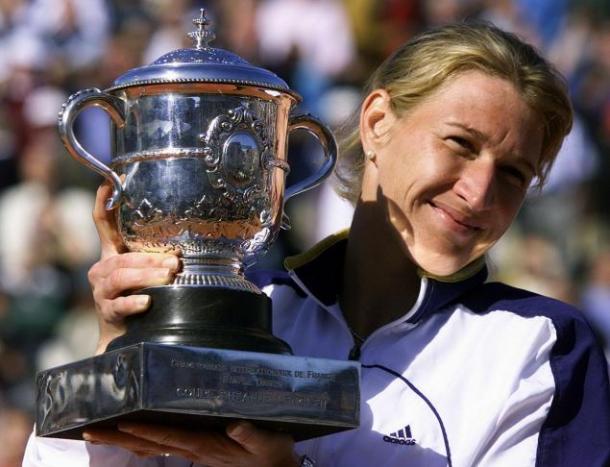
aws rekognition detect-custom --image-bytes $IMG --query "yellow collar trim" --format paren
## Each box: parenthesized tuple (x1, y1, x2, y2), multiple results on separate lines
(283, 229, 350, 271)
(284, 229, 486, 283)
(418, 255, 487, 283)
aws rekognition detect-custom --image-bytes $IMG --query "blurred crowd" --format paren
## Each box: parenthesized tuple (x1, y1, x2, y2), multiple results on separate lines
(0, 0, 610, 464)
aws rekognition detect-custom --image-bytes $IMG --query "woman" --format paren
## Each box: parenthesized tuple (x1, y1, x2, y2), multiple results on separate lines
(25, 22, 610, 467)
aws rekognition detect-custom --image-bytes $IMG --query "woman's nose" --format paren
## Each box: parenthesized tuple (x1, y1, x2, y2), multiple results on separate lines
(453, 160, 496, 211)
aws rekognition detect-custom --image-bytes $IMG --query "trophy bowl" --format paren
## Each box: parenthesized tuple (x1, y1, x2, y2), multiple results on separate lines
(59, 64, 334, 296)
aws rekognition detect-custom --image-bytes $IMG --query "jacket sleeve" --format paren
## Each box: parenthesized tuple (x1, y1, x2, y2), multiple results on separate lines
(532, 312, 610, 467)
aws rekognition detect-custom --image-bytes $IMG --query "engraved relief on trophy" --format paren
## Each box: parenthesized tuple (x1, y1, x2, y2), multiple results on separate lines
(202, 102, 270, 190)
(39, 372, 60, 424)
(223, 131, 259, 187)
(133, 198, 164, 226)
(111, 353, 140, 403)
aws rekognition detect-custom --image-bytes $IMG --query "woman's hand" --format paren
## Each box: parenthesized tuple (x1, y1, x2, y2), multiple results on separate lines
(88, 182, 181, 354)
(83, 421, 299, 467)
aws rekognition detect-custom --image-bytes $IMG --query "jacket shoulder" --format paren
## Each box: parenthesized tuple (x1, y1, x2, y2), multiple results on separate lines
(461, 281, 585, 322)
(246, 268, 306, 299)
(462, 282, 610, 467)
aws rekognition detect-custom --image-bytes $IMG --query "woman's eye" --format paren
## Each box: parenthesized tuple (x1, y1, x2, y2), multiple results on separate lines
(501, 166, 527, 186)
(447, 136, 476, 153)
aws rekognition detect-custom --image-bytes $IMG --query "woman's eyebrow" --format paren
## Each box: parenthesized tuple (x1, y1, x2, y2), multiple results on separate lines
(445, 122, 487, 141)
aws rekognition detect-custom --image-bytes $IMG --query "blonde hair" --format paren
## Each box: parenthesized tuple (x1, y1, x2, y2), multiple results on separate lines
(335, 22, 573, 204)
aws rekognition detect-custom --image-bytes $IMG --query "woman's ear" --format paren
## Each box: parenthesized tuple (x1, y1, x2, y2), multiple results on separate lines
(360, 89, 396, 161)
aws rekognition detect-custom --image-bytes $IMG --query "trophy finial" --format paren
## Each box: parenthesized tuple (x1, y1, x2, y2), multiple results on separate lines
(188, 8, 215, 49)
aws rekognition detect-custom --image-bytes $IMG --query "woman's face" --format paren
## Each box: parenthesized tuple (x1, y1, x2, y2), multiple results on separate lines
(361, 70, 544, 276)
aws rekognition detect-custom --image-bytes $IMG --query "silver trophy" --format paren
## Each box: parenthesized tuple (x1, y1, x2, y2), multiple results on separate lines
(36, 10, 359, 441)
(60, 10, 332, 297)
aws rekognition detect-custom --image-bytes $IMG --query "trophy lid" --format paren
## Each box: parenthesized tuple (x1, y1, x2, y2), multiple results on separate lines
(107, 9, 295, 97)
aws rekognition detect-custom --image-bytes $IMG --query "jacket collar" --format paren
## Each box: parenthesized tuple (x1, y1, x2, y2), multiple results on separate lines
(284, 230, 488, 323)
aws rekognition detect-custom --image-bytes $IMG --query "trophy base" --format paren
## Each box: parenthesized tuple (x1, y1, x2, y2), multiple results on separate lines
(36, 343, 360, 442)
(106, 286, 292, 355)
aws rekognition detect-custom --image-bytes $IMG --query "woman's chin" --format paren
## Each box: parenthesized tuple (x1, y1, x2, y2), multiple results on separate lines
(421, 264, 462, 278)
(412, 252, 476, 278)
(408, 240, 489, 279)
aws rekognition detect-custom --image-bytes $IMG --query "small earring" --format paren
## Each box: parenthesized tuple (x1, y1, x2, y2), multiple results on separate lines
(366, 150, 375, 161)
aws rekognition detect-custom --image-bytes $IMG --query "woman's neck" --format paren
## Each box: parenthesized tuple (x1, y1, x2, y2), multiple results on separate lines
(340, 199, 421, 340)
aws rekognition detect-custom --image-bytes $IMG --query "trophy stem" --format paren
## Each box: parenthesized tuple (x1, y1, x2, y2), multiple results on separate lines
(174, 256, 261, 293)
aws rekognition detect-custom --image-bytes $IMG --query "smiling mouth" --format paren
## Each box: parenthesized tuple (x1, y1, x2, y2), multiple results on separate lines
(429, 202, 484, 231)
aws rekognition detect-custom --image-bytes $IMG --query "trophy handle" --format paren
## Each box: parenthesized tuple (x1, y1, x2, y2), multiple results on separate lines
(285, 114, 337, 200)
(58, 88, 126, 210)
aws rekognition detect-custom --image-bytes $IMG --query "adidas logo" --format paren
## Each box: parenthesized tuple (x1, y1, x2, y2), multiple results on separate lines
(383, 425, 417, 446)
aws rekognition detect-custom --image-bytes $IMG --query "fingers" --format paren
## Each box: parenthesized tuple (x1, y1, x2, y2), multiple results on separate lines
(117, 423, 242, 456)
(89, 253, 180, 311)
(90, 252, 180, 280)
(92, 268, 173, 326)
(96, 295, 151, 325)
(91, 261, 178, 297)
(93, 266, 173, 300)
(83, 430, 193, 460)
(88, 253, 181, 350)
(227, 422, 295, 458)
(86, 423, 298, 467)
(227, 422, 268, 454)
(93, 181, 125, 259)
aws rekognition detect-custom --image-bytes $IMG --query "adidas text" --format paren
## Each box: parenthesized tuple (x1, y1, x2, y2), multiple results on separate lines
(383, 435, 416, 445)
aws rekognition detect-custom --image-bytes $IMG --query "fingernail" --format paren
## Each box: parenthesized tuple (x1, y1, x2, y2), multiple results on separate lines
(228, 421, 250, 439)
(162, 256, 179, 269)
(135, 295, 151, 308)
(82, 432, 99, 444)
(117, 423, 134, 433)
(155, 269, 172, 280)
